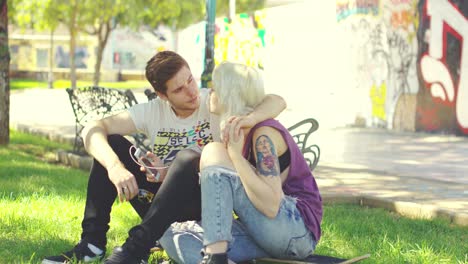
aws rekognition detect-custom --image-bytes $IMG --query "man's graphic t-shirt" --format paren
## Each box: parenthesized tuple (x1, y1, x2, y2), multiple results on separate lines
(128, 88, 219, 164)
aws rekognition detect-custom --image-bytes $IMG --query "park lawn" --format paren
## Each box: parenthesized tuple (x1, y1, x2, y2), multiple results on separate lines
(10, 78, 151, 90)
(0, 130, 467, 263)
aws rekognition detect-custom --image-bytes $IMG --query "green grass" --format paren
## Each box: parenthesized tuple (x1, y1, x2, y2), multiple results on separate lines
(0, 131, 165, 263)
(10, 78, 151, 90)
(1, 130, 467, 263)
(318, 205, 467, 263)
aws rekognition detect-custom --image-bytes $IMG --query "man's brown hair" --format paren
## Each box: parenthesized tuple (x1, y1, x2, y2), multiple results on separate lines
(145, 51, 190, 94)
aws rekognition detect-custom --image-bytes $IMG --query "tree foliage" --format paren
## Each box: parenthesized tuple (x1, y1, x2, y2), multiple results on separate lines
(8, 0, 266, 87)
(217, 0, 266, 18)
(131, 0, 266, 30)
(80, 0, 126, 85)
(8, 0, 60, 31)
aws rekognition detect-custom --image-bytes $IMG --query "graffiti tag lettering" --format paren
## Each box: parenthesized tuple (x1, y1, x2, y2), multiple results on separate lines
(336, 0, 380, 22)
(420, 0, 468, 133)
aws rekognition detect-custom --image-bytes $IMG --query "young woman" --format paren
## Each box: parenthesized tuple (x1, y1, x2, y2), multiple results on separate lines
(160, 62, 323, 264)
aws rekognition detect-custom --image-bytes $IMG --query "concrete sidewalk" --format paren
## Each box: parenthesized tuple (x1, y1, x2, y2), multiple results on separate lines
(9, 88, 468, 226)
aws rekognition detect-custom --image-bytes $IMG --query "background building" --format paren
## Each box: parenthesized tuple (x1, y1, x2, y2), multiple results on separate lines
(9, 24, 171, 81)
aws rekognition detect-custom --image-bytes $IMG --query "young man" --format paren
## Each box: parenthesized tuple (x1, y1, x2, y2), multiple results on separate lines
(42, 51, 286, 264)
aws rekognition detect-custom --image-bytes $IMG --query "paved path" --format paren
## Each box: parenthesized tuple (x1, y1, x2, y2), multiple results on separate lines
(9, 88, 468, 225)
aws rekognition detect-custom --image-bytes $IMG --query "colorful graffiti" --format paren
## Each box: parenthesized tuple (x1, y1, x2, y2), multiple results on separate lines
(370, 81, 387, 125)
(416, 0, 468, 135)
(391, 9, 413, 29)
(342, 0, 419, 128)
(336, 0, 380, 21)
(214, 11, 268, 69)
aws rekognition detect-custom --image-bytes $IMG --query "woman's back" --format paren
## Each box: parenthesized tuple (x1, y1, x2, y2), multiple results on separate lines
(243, 118, 323, 241)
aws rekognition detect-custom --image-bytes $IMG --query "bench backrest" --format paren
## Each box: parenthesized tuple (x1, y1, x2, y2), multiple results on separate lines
(67, 86, 138, 126)
(66, 86, 139, 154)
(287, 118, 320, 171)
(144, 88, 157, 101)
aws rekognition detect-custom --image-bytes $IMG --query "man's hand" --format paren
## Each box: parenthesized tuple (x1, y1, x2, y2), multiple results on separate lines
(222, 115, 256, 145)
(140, 152, 168, 183)
(227, 125, 245, 158)
(107, 162, 138, 202)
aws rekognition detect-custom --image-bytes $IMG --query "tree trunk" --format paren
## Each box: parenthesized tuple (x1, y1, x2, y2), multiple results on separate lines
(69, 28, 77, 89)
(69, 2, 77, 89)
(0, 0, 10, 145)
(201, 0, 216, 88)
(173, 25, 179, 51)
(48, 29, 54, 89)
(93, 21, 111, 86)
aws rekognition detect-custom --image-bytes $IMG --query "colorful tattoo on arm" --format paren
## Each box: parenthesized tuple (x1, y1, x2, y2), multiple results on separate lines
(255, 135, 280, 177)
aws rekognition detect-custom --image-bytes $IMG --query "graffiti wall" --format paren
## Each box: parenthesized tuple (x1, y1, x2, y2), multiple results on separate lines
(337, 0, 468, 135)
(337, 0, 420, 130)
(416, 0, 468, 135)
(176, 11, 270, 86)
(214, 11, 268, 69)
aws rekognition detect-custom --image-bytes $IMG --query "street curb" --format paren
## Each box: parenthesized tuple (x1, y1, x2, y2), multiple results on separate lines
(56, 150, 93, 171)
(323, 194, 466, 226)
(13, 124, 468, 227)
(321, 193, 361, 205)
(361, 196, 455, 223)
(453, 213, 468, 226)
(14, 123, 75, 146)
(14, 124, 93, 171)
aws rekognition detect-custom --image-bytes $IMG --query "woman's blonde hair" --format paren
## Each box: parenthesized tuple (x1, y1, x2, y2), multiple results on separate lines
(212, 61, 265, 120)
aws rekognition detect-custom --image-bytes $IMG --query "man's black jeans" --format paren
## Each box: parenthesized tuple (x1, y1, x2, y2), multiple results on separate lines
(80, 134, 201, 256)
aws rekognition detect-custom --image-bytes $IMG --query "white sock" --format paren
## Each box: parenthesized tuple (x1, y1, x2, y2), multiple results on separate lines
(87, 243, 104, 255)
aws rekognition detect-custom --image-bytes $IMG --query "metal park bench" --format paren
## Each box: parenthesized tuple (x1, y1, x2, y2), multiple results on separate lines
(66, 86, 150, 154)
(143, 90, 321, 171)
(68, 87, 321, 171)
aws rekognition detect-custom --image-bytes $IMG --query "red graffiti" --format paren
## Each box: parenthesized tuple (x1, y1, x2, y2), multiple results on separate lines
(420, 0, 468, 134)
(417, 106, 441, 131)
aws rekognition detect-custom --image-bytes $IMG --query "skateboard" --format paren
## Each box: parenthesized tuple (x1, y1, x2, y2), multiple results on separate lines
(151, 244, 370, 264)
(253, 254, 371, 264)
